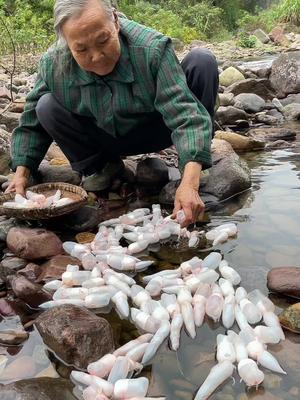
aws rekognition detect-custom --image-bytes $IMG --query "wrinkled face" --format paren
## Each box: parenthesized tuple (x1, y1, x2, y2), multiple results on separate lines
(62, 0, 121, 76)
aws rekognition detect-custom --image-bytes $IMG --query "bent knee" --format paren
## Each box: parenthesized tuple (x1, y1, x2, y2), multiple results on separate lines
(36, 93, 56, 122)
(182, 48, 218, 70)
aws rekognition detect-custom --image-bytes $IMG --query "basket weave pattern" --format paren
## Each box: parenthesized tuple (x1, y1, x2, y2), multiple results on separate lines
(0, 183, 88, 220)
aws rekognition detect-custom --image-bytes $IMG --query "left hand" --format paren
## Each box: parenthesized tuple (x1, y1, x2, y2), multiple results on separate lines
(173, 182, 205, 227)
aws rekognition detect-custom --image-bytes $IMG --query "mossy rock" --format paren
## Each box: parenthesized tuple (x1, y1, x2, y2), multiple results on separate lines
(279, 303, 300, 333)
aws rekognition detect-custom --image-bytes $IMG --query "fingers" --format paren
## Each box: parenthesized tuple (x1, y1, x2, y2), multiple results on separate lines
(5, 183, 15, 194)
(172, 199, 181, 219)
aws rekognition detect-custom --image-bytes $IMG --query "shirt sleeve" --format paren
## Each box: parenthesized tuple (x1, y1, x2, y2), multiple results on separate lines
(11, 67, 52, 172)
(153, 41, 212, 172)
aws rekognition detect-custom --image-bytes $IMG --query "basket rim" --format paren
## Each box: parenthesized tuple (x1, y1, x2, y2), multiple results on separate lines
(0, 182, 88, 220)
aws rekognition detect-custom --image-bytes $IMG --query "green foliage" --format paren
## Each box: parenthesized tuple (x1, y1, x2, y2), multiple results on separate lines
(237, 32, 257, 47)
(277, 0, 300, 25)
(119, 1, 199, 42)
(0, 0, 55, 55)
(237, 7, 279, 32)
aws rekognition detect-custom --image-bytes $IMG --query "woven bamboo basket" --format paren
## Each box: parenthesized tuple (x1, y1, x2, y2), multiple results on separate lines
(0, 182, 88, 220)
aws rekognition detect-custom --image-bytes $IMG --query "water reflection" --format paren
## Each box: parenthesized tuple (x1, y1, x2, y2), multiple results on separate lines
(1, 123, 300, 399)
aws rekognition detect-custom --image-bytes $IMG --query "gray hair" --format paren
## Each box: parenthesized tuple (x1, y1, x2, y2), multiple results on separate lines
(51, 0, 114, 75)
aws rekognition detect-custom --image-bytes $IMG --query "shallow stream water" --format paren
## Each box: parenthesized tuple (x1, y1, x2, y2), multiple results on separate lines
(1, 123, 300, 399)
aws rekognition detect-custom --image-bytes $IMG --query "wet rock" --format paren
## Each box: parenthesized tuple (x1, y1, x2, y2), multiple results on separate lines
(275, 330, 300, 379)
(0, 377, 76, 400)
(35, 363, 59, 378)
(0, 298, 17, 316)
(219, 92, 234, 106)
(36, 255, 81, 283)
(159, 180, 180, 204)
(237, 391, 281, 400)
(214, 131, 265, 152)
(136, 157, 169, 186)
(219, 67, 245, 87)
(35, 304, 114, 369)
(38, 162, 81, 185)
(17, 263, 42, 282)
(0, 356, 37, 382)
(0, 256, 28, 280)
(253, 28, 270, 44)
(0, 316, 28, 345)
(0, 174, 8, 185)
(279, 303, 300, 333)
(289, 386, 300, 397)
(270, 53, 300, 98)
(10, 275, 52, 309)
(255, 113, 282, 125)
(0, 111, 20, 131)
(0, 218, 18, 242)
(216, 106, 248, 125)
(265, 140, 292, 149)
(263, 373, 282, 389)
(247, 127, 297, 142)
(204, 153, 251, 200)
(280, 93, 300, 107)
(234, 93, 266, 113)
(224, 78, 276, 100)
(7, 228, 63, 260)
(283, 103, 300, 120)
(267, 266, 300, 299)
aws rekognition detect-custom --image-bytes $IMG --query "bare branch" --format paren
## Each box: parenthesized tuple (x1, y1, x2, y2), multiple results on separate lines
(0, 15, 17, 114)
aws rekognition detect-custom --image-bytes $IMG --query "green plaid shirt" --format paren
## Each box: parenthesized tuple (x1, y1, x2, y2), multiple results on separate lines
(11, 17, 212, 172)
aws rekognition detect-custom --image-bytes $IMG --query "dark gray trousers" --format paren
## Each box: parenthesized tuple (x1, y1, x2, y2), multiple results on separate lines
(36, 48, 219, 175)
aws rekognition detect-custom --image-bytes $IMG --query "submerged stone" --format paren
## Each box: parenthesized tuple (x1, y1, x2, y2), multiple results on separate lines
(0, 315, 28, 345)
(0, 257, 28, 280)
(279, 303, 300, 333)
(267, 266, 300, 299)
(36, 255, 81, 283)
(0, 377, 76, 400)
(10, 275, 52, 309)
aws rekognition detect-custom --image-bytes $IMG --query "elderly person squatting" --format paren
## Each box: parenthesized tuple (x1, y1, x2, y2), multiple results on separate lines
(7, 0, 219, 226)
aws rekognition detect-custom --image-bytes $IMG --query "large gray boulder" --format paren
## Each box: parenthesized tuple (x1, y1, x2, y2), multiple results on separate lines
(203, 153, 251, 200)
(270, 53, 300, 98)
(159, 139, 251, 203)
(283, 103, 300, 120)
(234, 93, 266, 113)
(225, 78, 276, 100)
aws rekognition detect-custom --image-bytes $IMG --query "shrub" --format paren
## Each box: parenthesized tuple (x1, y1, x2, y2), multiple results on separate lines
(237, 32, 257, 48)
